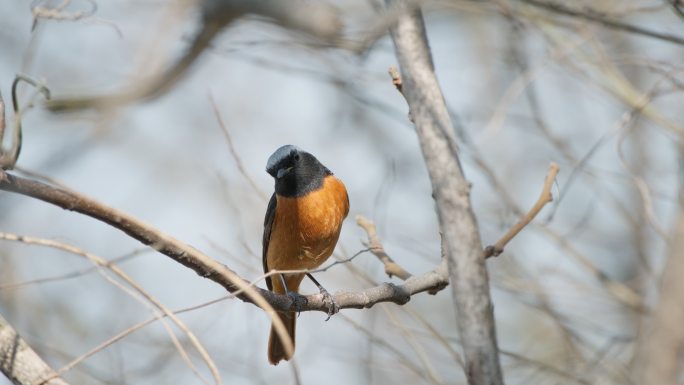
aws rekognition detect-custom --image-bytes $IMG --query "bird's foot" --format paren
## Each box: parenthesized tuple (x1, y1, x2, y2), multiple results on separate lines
(319, 287, 339, 321)
(286, 290, 308, 313)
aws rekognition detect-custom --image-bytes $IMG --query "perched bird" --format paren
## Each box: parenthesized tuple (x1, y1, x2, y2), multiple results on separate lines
(263, 145, 349, 365)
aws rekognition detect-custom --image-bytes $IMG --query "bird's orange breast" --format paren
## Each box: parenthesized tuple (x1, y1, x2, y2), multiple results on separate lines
(266, 175, 348, 292)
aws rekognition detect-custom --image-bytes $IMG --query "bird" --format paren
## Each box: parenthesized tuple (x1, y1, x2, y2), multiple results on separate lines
(262, 144, 349, 365)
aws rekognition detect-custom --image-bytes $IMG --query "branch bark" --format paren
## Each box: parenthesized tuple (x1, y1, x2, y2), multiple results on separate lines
(0, 314, 70, 385)
(633, 205, 684, 384)
(386, 2, 504, 384)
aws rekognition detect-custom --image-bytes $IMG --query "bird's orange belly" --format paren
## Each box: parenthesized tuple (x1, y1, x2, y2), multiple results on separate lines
(266, 176, 348, 284)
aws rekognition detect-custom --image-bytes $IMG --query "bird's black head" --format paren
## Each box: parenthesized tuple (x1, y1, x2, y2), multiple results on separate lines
(266, 145, 332, 198)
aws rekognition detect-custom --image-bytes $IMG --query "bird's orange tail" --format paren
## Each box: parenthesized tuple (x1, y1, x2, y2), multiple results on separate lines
(267, 312, 296, 365)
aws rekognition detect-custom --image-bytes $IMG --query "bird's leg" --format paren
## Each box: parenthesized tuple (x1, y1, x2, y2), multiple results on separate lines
(306, 273, 339, 321)
(279, 273, 307, 312)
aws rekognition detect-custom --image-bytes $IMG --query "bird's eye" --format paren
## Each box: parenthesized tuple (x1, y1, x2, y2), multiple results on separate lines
(293, 153, 300, 161)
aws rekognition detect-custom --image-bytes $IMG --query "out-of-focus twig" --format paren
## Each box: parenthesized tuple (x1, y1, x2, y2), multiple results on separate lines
(0, 233, 221, 385)
(633, 203, 684, 384)
(0, 248, 148, 290)
(45, 0, 343, 112)
(31, 0, 97, 30)
(208, 93, 267, 200)
(520, 0, 684, 46)
(0, 75, 50, 170)
(671, 0, 684, 19)
(356, 215, 412, 280)
(484, 162, 559, 258)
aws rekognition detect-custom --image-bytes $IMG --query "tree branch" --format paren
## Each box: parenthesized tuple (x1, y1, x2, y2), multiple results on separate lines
(386, 2, 504, 384)
(0, 170, 448, 314)
(45, 0, 343, 112)
(484, 162, 559, 258)
(356, 215, 413, 280)
(0, 313, 70, 385)
(633, 204, 684, 383)
(520, 0, 684, 47)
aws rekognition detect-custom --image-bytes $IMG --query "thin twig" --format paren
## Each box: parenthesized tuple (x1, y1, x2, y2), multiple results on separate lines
(356, 215, 412, 280)
(0, 233, 221, 385)
(388, 66, 413, 122)
(31, 0, 97, 29)
(208, 93, 267, 200)
(45, 0, 343, 112)
(484, 162, 560, 258)
(388, 66, 403, 93)
(0, 74, 51, 170)
(0, 248, 149, 290)
(520, 0, 684, 46)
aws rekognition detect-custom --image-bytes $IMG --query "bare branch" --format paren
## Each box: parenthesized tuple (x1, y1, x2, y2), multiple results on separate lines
(634, 204, 684, 384)
(520, 0, 684, 46)
(208, 93, 268, 200)
(386, 1, 504, 384)
(484, 162, 559, 258)
(31, 0, 98, 28)
(0, 75, 51, 170)
(45, 0, 343, 112)
(0, 170, 448, 314)
(0, 314, 70, 385)
(356, 215, 412, 280)
(0, 233, 221, 385)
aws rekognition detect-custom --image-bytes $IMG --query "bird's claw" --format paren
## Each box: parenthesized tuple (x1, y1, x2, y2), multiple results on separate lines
(320, 288, 339, 321)
(286, 290, 308, 313)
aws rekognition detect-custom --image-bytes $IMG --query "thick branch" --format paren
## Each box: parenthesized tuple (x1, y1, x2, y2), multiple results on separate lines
(633, 206, 684, 383)
(387, 2, 504, 384)
(0, 170, 447, 314)
(0, 314, 70, 385)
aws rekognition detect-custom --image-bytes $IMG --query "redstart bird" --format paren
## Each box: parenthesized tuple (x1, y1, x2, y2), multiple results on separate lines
(263, 145, 349, 365)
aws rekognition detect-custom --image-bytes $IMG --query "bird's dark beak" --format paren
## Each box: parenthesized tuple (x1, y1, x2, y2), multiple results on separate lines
(277, 167, 292, 179)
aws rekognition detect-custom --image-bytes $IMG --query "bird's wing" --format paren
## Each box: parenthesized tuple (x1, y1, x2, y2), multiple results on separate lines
(262, 192, 277, 291)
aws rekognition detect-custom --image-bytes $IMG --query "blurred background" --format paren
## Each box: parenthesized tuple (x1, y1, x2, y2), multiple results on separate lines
(0, 0, 683, 384)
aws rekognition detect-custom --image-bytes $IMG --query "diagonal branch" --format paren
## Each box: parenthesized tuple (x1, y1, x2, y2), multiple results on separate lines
(356, 215, 413, 280)
(0, 313, 70, 385)
(0, 170, 448, 315)
(44, 0, 343, 112)
(484, 162, 559, 258)
(386, 1, 504, 384)
(519, 0, 684, 47)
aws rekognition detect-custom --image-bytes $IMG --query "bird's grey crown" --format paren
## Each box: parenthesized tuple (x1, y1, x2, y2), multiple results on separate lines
(266, 144, 301, 172)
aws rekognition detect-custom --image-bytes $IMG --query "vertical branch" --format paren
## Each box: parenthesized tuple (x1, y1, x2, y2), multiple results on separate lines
(0, 314, 70, 385)
(633, 205, 684, 383)
(386, 2, 504, 385)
